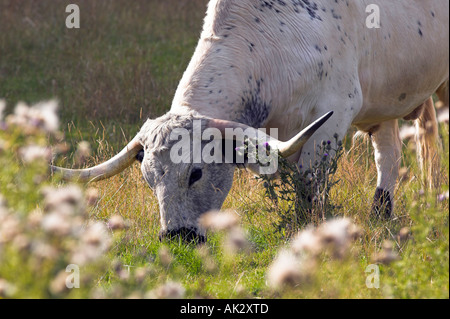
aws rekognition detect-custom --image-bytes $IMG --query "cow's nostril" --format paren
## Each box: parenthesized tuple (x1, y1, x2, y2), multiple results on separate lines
(159, 227, 206, 244)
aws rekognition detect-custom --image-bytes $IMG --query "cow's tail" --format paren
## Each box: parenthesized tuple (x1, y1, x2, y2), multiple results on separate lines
(415, 97, 441, 190)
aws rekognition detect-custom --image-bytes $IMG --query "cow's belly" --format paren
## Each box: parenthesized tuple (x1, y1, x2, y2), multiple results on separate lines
(352, 0, 448, 126)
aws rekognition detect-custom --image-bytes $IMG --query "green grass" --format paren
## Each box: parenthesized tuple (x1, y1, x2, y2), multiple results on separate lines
(0, 0, 448, 299)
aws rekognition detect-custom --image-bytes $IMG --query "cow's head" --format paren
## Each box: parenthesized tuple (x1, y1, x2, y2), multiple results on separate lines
(51, 111, 333, 242)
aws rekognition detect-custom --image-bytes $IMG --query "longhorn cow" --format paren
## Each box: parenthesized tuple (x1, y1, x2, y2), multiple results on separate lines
(52, 0, 449, 242)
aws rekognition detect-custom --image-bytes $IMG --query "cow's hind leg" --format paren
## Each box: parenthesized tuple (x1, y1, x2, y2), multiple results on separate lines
(370, 120, 402, 218)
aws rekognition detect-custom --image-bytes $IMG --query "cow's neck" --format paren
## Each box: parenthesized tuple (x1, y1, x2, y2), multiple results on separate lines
(170, 0, 319, 134)
(170, 41, 274, 128)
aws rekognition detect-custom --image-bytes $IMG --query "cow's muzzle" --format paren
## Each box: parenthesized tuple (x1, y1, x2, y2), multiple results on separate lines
(159, 227, 207, 244)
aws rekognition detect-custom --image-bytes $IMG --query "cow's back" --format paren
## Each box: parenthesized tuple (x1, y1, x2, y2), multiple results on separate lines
(354, 0, 449, 124)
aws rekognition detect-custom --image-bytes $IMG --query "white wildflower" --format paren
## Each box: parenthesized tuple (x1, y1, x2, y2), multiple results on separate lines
(372, 240, 399, 265)
(267, 249, 303, 289)
(291, 227, 323, 256)
(107, 214, 128, 231)
(49, 270, 70, 295)
(74, 141, 91, 165)
(31, 100, 59, 133)
(317, 218, 360, 259)
(19, 145, 52, 164)
(158, 246, 173, 267)
(0, 214, 21, 244)
(42, 185, 84, 215)
(82, 221, 111, 247)
(199, 210, 239, 231)
(145, 281, 185, 299)
(0, 278, 17, 298)
(223, 226, 249, 254)
(398, 227, 411, 243)
(85, 187, 99, 206)
(72, 222, 111, 265)
(7, 100, 59, 133)
(41, 212, 72, 236)
(437, 107, 449, 123)
(31, 241, 59, 260)
(399, 125, 416, 140)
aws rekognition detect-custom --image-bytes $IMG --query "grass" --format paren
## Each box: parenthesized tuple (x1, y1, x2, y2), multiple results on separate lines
(0, 0, 448, 299)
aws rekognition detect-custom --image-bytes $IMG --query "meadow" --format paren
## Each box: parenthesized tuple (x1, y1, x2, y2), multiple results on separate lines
(0, 0, 448, 299)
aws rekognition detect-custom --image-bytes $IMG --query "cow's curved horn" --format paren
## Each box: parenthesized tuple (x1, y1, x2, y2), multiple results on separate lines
(51, 137, 143, 183)
(276, 111, 334, 157)
(208, 111, 334, 158)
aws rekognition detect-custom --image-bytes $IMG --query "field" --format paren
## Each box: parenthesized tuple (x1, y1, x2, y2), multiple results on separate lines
(0, 0, 448, 300)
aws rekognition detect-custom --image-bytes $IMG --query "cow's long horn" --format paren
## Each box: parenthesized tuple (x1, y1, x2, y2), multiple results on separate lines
(208, 111, 333, 158)
(276, 111, 334, 157)
(51, 137, 143, 183)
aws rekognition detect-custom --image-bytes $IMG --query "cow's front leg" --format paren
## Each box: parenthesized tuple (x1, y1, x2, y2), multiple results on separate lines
(370, 120, 402, 218)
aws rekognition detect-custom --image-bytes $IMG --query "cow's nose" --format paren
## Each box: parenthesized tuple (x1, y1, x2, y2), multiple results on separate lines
(159, 227, 207, 244)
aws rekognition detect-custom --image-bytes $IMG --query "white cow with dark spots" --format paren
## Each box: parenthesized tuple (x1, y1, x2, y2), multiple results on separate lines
(53, 0, 449, 241)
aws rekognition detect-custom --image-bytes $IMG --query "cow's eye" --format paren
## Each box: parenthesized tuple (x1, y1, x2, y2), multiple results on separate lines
(189, 168, 203, 186)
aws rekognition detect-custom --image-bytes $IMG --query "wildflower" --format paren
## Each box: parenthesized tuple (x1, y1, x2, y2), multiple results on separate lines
(224, 226, 249, 254)
(27, 208, 43, 229)
(291, 227, 323, 256)
(437, 107, 449, 123)
(7, 100, 59, 133)
(317, 217, 361, 258)
(41, 212, 72, 236)
(82, 222, 111, 247)
(30, 100, 59, 133)
(0, 278, 17, 298)
(399, 125, 416, 140)
(267, 249, 303, 289)
(372, 240, 399, 265)
(145, 281, 186, 299)
(42, 185, 84, 215)
(107, 214, 128, 231)
(74, 141, 91, 165)
(398, 167, 409, 183)
(85, 187, 100, 206)
(72, 222, 111, 265)
(199, 210, 239, 232)
(19, 145, 52, 164)
(0, 214, 21, 244)
(134, 267, 151, 284)
(12, 234, 31, 252)
(398, 227, 411, 243)
(437, 190, 449, 202)
(31, 241, 59, 260)
(49, 270, 70, 295)
(158, 246, 173, 267)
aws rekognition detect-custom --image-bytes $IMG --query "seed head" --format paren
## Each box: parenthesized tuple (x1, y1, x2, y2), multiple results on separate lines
(199, 210, 239, 232)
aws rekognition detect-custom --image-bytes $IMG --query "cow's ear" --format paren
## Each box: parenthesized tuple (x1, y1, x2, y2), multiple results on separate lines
(136, 149, 145, 163)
